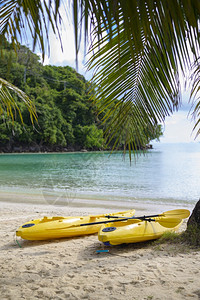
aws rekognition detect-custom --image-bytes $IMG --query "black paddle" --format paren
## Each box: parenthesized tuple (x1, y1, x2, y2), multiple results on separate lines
(78, 209, 190, 227)
(52, 209, 189, 230)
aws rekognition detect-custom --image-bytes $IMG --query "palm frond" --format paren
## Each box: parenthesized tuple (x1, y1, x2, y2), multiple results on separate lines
(190, 58, 200, 138)
(0, 0, 62, 60)
(0, 77, 37, 124)
(1, 0, 200, 151)
(82, 0, 200, 150)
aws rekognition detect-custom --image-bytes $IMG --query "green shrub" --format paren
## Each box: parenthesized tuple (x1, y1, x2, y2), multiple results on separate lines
(180, 224, 200, 247)
(154, 231, 180, 244)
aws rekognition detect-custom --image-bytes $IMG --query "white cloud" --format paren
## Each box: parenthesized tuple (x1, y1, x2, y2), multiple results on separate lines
(159, 110, 199, 143)
(39, 4, 92, 80)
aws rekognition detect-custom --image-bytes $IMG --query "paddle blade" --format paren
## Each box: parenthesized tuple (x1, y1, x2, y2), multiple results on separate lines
(157, 218, 183, 228)
(162, 209, 190, 219)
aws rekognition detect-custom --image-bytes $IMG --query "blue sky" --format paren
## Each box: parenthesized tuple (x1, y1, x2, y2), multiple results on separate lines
(38, 17, 199, 144)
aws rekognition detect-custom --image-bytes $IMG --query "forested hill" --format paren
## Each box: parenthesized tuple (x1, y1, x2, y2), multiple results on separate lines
(0, 41, 162, 153)
(0, 41, 105, 152)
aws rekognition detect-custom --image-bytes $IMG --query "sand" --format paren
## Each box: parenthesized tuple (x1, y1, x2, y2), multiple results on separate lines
(0, 196, 200, 300)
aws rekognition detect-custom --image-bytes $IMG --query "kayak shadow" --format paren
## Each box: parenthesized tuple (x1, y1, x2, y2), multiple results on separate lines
(17, 235, 84, 248)
(0, 234, 84, 251)
(77, 236, 195, 261)
(77, 239, 154, 261)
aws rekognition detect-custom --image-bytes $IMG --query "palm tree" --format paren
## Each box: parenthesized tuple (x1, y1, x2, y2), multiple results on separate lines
(1, 0, 200, 152)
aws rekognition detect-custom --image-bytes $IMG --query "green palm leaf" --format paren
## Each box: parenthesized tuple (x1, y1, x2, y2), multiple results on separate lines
(0, 77, 37, 124)
(190, 58, 200, 137)
(1, 0, 200, 150)
(84, 0, 200, 150)
(0, 0, 62, 60)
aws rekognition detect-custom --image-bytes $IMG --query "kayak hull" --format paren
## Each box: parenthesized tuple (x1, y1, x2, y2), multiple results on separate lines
(16, 210, 135, 240)
(98, 218, 183, 245)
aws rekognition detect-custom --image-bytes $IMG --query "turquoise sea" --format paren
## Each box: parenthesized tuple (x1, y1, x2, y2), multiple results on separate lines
(0, 143, 199, 209)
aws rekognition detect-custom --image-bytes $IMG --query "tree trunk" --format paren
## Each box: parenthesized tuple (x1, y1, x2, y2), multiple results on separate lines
(184, 200, 200, 246)
(187, 199, 200, 228)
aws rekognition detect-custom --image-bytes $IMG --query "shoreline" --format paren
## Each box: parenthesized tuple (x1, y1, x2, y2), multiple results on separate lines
(0, 199, 200, 299)
(0, 190, 195, 215)
(0, 145, 153, 155)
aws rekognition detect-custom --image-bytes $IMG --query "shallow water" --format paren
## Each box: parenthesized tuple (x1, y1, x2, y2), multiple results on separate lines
(0, 143, 199, 208)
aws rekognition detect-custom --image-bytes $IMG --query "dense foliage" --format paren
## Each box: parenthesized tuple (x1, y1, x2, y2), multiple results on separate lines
(1, 1, 200, 155)
(0, 41, 162, 152)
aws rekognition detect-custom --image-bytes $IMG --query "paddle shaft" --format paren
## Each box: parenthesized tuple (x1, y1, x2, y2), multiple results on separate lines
(105, 209, 190, 221)
(59, 209, 189, 229)
(105, 214, 163, 219)
(80, 208, 190, 227)
(80, 216, 156, 227)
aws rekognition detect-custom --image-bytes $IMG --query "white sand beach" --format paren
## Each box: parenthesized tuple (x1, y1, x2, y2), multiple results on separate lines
(0, 195, 200, 300)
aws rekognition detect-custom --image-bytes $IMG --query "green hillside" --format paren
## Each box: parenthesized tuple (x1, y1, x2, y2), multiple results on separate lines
(0, 41, 162, 152)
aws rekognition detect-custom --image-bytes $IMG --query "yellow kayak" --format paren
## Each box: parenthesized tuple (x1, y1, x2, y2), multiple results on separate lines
(16, 209, 135, 240)
(98, 209, 190, 245)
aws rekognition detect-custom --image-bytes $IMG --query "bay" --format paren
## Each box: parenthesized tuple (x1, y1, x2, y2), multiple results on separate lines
(0, 143, 199, 208)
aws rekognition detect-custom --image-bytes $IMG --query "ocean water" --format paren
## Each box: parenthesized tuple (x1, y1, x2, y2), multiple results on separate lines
(0, 143, 199, 208)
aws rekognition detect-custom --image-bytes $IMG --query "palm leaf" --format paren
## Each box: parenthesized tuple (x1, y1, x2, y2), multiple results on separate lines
(82, 0, 200, 151)
(0, 0, 60, 124)
(0, 0, 62, 60)
(87, 24, 179, 150)
(1, 0, 200, 151)
(190, 58, 200, 137)
(0, 77, 37, 124)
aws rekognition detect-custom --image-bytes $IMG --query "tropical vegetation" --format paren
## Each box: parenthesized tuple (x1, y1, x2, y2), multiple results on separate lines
(1, 0, 200, 155)
(0, 40, 162, 152)
(0, 40, 103, 151)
